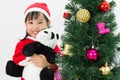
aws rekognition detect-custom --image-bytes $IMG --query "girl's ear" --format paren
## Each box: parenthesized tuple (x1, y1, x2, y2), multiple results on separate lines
(47, 21, 51, 26)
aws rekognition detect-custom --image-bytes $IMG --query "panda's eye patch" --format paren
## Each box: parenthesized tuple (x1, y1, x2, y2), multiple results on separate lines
(44, 31, 48, 34)
(51, 32, 55, 39)
(56, 34, 59, 40)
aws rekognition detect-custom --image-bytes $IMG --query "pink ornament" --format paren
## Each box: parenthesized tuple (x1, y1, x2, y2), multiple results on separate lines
(96, 22, 110, 35)
(86, 48, 98, 61)
(54, 69, 63, 80)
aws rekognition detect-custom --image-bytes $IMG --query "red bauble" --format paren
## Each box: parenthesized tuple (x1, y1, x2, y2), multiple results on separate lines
(50, 64, 58, 72)
(98, 1, 110, 12)
(86, 48, 98, 61)
(63, 12, 71, 19)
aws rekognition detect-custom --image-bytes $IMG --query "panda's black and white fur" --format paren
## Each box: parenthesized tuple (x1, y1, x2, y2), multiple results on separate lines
(22, 28, 60, 80)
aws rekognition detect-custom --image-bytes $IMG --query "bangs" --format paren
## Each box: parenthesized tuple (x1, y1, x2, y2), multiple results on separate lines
(25, 11, 40, 22)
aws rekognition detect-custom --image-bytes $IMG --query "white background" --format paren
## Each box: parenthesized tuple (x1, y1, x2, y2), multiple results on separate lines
(0, 0, 119, 80)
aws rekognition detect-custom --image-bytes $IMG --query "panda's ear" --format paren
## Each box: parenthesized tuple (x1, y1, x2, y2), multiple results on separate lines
(56, 34, 59, 40)
(51, 32, 55, 39)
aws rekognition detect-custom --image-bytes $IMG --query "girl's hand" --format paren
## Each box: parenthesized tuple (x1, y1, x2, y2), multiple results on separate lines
(29, 54, 51, 68)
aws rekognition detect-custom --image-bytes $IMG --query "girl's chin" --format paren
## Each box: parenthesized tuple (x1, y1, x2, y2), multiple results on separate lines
(31, 35, 37, 38)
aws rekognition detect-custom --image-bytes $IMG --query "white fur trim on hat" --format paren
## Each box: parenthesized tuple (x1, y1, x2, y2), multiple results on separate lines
(24, 7, 50, 20)
(24, 2, 50, 20)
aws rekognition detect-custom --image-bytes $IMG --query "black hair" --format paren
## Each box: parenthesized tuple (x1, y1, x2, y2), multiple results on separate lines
(21, 11, 49, 40)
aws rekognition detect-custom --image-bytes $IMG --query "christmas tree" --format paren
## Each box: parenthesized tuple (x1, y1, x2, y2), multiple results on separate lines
(61, 0, 120, 80)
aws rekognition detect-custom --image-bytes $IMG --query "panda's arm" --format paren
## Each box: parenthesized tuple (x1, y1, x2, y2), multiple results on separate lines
(22, 42, 37, 56)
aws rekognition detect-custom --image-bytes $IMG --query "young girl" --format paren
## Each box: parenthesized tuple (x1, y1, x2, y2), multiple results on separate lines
(10, 2, 61, 80)
(13, 2, 51, 67)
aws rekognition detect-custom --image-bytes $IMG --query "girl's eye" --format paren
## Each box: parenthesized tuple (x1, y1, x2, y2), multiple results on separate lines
(29, 22, 33, 24)
(38, 22, 42, 24)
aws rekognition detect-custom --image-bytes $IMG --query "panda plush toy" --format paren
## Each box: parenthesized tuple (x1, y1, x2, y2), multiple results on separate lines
(6, 28, 61, 80)
(22, 28, 60, 80)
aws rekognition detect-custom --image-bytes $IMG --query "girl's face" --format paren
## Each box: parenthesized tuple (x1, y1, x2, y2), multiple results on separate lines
(25, 13, 50, 38)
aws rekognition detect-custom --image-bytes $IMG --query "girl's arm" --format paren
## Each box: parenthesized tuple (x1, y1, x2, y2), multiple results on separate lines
(30, 54, 58, 71)
(29, 54, 51, 68)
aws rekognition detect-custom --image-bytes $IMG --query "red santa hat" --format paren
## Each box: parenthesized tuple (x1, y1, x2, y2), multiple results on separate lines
(24, 2, 50, 20)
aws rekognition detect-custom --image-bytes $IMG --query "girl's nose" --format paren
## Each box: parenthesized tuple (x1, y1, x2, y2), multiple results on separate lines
(33, 24, 39, 29)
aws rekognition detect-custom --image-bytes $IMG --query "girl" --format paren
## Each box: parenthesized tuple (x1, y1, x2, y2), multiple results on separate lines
(10, 2, 60, 80)
(13, 2, 51, 67)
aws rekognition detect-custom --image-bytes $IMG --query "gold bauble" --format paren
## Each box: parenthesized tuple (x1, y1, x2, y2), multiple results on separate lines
(63, 44, 72, 56)
(99, 62, 111, 75)
(76, 9, 90, 23)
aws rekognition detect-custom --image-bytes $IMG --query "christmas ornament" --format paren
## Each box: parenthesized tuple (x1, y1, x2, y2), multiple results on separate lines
(54, 69, 63, 80)
(96, 22, 110, 35)
(76, 9, 90, 23)
(63, 12, 71, 19)
(98, 1, 110, 12)
(86, 48, 98, 61)
(99, 62, 111, 75)
(63, 44, 72, 56)
(50, 64, 58, 72)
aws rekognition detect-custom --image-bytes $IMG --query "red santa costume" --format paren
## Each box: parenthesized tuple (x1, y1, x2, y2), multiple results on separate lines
(12, 37, 35, 80)
(12, 2, 61, 80)
(13, 37, 35, 65)
(12, 36, 61, 80)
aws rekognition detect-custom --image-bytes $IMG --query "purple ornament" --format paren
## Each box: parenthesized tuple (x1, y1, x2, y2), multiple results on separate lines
(96, 22, 110, 35)
(86, 48, 98, 61)
(54, 69, 63, 80)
